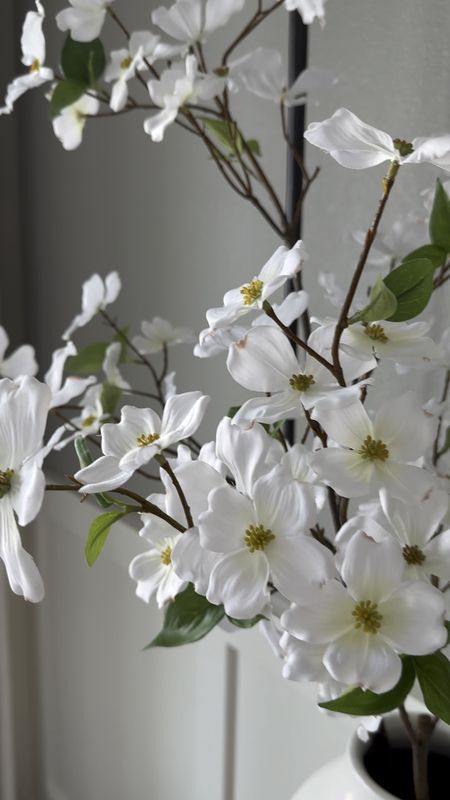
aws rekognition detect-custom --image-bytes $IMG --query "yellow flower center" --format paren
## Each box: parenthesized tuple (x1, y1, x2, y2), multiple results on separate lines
(0, 469, 14, 499)
(29, 59, 40, 73)
(402, 544, 426, 566)
(364, 323, 389, 343)
(358, 435, 389, 462)
(244, 523, 275, 553)
(240, 279, 264, 306)
(393, 138, 414, 157)
(120, 55, 133, 70)
(82, 415, 97, 428)
(352, 600, 383, 634)
(160, 545, 172, 566)
(136, 432, 160, 447)
(289, 373, 316, 392)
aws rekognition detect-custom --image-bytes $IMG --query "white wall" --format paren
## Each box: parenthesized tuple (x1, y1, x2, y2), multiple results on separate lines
(2, 0, 450, 797)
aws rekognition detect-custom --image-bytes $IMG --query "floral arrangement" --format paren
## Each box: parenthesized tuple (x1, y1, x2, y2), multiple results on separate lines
(2, 2, 450, 798)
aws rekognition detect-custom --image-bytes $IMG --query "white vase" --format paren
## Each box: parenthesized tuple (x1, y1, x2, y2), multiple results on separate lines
(291, 714, 450, 800)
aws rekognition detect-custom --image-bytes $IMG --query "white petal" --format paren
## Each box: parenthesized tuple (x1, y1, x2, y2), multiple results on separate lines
(374, 392, 435, 462)
(227, 325, 298, 392)
(0, 500, 44, 602)
(304, 108, 396, 169)
(161, 391, 209, 443)
(313, 397, 372, 449)
(381, 582, 447, 655)
(341, 532, 405, 603)
(215, 417, 281, 496)
(56, 7, 107, 42)
(199, 485, 255, 553)
(311, 448, 374, 498)
(171, 527, 218, 595)
(75, 455, 133, 493)
(324, 631, 402, 693)
(207, 550, 269, 618)
(2, 345, 38, 378)
(269, 536, 335, 603)
(281, 581, 354, 644)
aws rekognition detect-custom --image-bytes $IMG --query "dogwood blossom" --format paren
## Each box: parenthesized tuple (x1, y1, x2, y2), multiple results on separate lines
(0, 376, 52, 602)
(284, 0, 327, 26)
(102, 342, 130, 390)
(105, 33, 163, 112)
(229, 48, 335, 105)
(227, 325, 363, 425)
(152, 0, 245, 46)
(54, 384, 108, 450)
(195, 291, 308, 358)
(144, 55, 223, 141)
(52, 92, 100, 151)
(199, 471, 333, 618)
(305, 108, 450, 171)
(282, 533, 446, 693)
(0, 327, 37, 378)
(311, 392, 435, 500)
(0, 1, 53, 115)
(75, 392, 209, 493)
(63, 272, 121, 340)
(206, 241, 305, 329)
(133, 317, 195, 355)
(340, 320, 442, 369)
(56, 0, 113, 42)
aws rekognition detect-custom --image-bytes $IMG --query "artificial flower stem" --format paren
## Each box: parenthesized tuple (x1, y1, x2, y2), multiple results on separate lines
(156, 455, 194, 529)
(221, 1, 285, 66)
(263, 301, 340, 380)
(331, 160, 400, 384)
(398, 705, 435, 800)
(432, 369, 450, 465)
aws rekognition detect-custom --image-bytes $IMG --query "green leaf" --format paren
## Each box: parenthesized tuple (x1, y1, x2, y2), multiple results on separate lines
(146, 584, 225, 648)
(227, 615, 266, 628)
(201, 117, 243, 155)
(319, 657, 415, 716)
(74, 437, 112, 509)
(65, 341, 109, 374)
(349, 275, 397, 324)
(100, 382, 122, 416)
(61, 35, 106, 85)
(50, 79, 86, 117)
(384, 258, 434, 322)
(403, 244, 446, 270)
(430, 179, 450, 253)
(227, 405, 241, 419)
(85, 510, 130, 566)
(414, 651, 450, 725)
(246, 139, 262, 157)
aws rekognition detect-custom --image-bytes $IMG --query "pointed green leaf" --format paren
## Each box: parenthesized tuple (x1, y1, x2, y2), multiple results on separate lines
(61, 35, 106, 85)
(85, 510, 130, 566)
(50, 79, 86, 117)
(200, 117, 243, 155)
(65, 341, 109, 374)
(227, 614, 266, 628)
(146, 584, 225, 648)
(100, 382, 122, 417)
(74, 437, 112, 509)
(384, 258, 434, 321)
(246, 139, 262, 156)
(403, 244, 446, 270)
(319, 657, 415, 716)
(430, 179, 450, 253)
(349, 275, 397, 324)
(414, 651, 450, 725)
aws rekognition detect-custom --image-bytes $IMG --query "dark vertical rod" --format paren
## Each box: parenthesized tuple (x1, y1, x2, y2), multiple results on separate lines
(285, 12, 309, 443)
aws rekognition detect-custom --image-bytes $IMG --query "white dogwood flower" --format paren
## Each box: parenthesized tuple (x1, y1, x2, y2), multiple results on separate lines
(311, 392, 435, 500)
(52, 92, 100, 151)
(206, 241, 305, 330)
(0, 376, 52, 602)
(133, 317, 195, 355)
(340, 320, 442, 369)
(63, 271, 121, 340)
(305, 108, 450, 171)
(75, 392, 209, 493)
(227, 325, 363, 425)
(54, 384, 108, 450)
(0, 0, 53, 115)
(0, 327, 37, 378)
(56, 0, 113, 42)
(229, 48, 335, 105)
(284, 0, 327, 26)
(199, 472, 333, 618)
(105, 32, 162, 112)
(152, 0, 245, 45)
(129, 507, 186, 607)
(144, 54, 223, 141)
(282, 533, 447, 693)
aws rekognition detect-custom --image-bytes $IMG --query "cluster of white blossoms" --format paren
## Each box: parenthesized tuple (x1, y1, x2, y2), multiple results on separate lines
(3, 0, 450, 737)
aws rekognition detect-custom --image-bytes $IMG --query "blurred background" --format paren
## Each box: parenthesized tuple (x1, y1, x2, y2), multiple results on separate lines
(0, 0, 449, 797)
